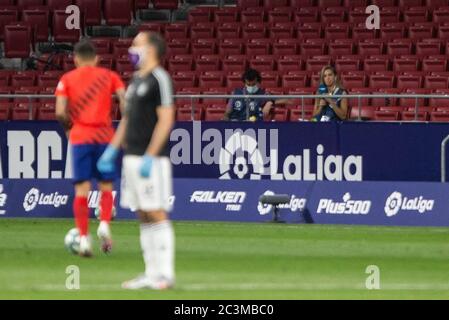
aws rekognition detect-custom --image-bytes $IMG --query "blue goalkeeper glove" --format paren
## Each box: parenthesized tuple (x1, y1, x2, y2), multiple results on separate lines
(97, 145, 119, 174)
(140, 154, 154, 178)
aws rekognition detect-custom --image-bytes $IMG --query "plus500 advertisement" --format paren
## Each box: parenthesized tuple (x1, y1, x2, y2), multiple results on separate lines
(1, 121, 449, 182)
(1, 179, 449, 227)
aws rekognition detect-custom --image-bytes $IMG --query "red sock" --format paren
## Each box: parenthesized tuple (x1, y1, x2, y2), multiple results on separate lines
(100, 191, 114, 223)
(74, 196, 89, 236)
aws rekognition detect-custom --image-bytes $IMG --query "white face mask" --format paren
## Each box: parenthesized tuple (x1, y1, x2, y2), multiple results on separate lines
(246, 85, 259, 94)
(128, 46, 149, 69)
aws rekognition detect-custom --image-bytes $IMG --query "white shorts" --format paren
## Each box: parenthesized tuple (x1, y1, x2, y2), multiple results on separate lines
(120, 155, 173, 212)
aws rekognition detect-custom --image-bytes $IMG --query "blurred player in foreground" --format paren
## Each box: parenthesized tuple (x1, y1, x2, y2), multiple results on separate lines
(55, 40, 126, 257)
(97, 32, 176, 290)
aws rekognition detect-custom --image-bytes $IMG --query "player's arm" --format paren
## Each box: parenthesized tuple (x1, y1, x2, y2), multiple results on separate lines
(145, 105, 175, 156)
(109, 74, 128, 149)
(110, 114, 128, 149)
(55, 96, 72, 132)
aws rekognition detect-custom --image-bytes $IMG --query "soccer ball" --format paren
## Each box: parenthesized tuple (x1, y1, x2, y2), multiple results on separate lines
(64, 228, 81, 254)
(94, 206, 117, 221)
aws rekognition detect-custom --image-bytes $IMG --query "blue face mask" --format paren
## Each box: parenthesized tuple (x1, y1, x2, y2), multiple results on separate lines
(246, 85, 259, 94)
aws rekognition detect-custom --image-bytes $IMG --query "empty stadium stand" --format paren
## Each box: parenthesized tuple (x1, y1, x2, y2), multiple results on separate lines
(0, 0, 447, 121)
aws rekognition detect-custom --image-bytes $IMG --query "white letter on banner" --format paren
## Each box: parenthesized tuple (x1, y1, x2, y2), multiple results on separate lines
(65, 5, 80, 30)
(170, 128, 191, 165)
(8, 131, 35, 178)
(64, 143, 73, 179)
(365, 5, 380, 30)
(37, 131, 62, 178)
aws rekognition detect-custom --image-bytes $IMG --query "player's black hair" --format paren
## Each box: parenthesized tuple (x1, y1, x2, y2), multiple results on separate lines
(242, 68, 262, 83)
(146, 32, 166, 60)
(73, 39, 97, 60)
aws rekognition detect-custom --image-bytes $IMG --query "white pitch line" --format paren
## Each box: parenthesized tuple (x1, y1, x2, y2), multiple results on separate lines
(5, 282, 449, 292)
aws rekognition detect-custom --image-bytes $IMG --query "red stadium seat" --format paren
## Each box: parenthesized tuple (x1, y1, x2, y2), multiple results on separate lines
(0, 103, 11, 120)
(188, 9, 211, 23)
(199, 74, 224, 88)
(416, 42, 442, 56)
(214, 9, 239, 23)
(369, 75, 395, 89)
(399, 88, 429, 108)
(204, 108, 226, 121)
(401, 111, 429, 122)
(270, 108, 289, 122)
(16, 0, 44, 9)
(176, 107, 204, 121)
(335, 59, 361, 72)
(264, 0, 289, 8)
(37, 103, 56, 121)
(90, 38, 111, 54)
(75, 0, 102, 26)
(22, 9, 49, 42)
(424, 76, 449, 89)
(0, 9, 18, 41)
(281, 75, 307, 89)
(429, 89, 449, 107)
(341, 75, 366, 89)
(104, 0, 132, 26)
(430, 111, 449, 122)
(222, 59, 247, 72)
(359, 45, 384, 59)
(4, 24, 32, 58)
(173, 74, 196, 90)
(11, 103, 37, 120)
(241, 10, 264, 23)
(393, 59, 419, 72)
(46, 0, 72, 10)
(278, 59, 303, 72)
(153, 0, 178, 10)
(52, 10, 81, 43)
(290, 109, 313, 121)
(11, 73, 36, 87)
(300, 43, 325, 56)
(374, 111, 401, 121)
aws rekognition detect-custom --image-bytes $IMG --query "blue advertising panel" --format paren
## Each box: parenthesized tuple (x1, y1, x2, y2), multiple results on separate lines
(1, 178, 449, 227)
(307, 181, 449, 227)
(0, 121, 449, 182)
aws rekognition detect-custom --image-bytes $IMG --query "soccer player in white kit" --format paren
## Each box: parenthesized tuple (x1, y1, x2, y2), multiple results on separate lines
(97, 32, 176, 290)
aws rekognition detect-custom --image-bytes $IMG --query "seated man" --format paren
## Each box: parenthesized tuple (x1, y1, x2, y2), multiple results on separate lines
(224, 68, 274, 122)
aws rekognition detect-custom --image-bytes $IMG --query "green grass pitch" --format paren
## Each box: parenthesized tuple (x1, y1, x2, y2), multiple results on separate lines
(0, 218, 449, 300)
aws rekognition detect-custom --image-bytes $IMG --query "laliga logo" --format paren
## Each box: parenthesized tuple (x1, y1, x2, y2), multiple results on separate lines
(258, 191, 275, 215)
(384, 191, 434, 216)
(384, 192, 402, 217)
(219, 131, 264, 180)
(23, 188, 40, 212)
(23, 188, 69, 212)
(0, 184, 7, 215)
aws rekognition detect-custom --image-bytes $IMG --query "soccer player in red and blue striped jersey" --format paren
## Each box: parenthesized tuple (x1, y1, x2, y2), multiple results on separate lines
(55, 40, 126, 257)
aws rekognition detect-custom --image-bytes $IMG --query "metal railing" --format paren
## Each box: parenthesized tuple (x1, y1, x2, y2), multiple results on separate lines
(171, 93, 449, 122)
(2, 93, 449, 121)
(442, 135, 449, 183)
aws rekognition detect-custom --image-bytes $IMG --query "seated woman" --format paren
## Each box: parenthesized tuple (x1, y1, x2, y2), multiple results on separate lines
(312, 65, 349, 122)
